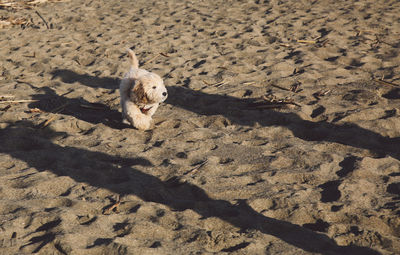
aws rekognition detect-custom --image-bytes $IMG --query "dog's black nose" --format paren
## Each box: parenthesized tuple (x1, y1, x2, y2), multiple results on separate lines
(163, 92, 167, 97)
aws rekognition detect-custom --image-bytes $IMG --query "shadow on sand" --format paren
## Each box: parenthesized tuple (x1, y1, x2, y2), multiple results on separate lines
(48, 69, 399, 160)
(23, 80, 127, 129)
(50, 69, 120, 90)
(166, 85, 399, 160)
(0, 121, 380, 255)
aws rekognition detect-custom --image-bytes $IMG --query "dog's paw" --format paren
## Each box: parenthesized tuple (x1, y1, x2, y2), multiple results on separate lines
(133, 115, 152, 130)
(135, 122, 151, 130)
(122, 118, 130, 125)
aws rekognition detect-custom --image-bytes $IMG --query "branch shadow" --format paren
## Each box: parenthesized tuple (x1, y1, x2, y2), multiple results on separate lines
(0, 121, 380, 255)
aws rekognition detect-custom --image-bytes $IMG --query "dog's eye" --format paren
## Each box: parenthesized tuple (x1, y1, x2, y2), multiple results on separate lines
(152, 86, 156, 89)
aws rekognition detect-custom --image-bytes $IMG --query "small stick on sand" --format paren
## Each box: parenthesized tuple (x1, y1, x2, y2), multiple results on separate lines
(271, 84, 291, 91)
(0, 99, 39, 104)
(313, 89, 331, 98)
(320, 39, 329, 47)
(202, 79, 226, 87)
(23, 52, 36, 58)
(0, 95, 15, 99)
(1, 105, 11, 112)
(215, 79, 227, 87)
(103, 195, 121, 215)
(159, 52, 170, 57)
(28, 108, 45, 113)
(35, 10, 49, 29)
(243, 81, 256, 86)
(51, 102, 69, 113)
(373, 78, 400, 88)
(143, 52, 171, 66)
(297, 39, 317, 44)
(280, 43, 291, 48)
(202, 80, 213, 85)
(0, 2, 14, 8)
(249, 94, 300, 109)
(184, 160, 208, 176)
(290, 82, 301, 93)
(142, 54, 160, 65)
(40, 115, 57, 128)
(80, 103, 106, 110)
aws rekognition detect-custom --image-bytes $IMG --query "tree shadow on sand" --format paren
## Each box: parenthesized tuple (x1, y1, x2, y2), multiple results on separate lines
(0, 121, 380, 255)
(166, 86, 400, 161)
(49, 69, 399, 160)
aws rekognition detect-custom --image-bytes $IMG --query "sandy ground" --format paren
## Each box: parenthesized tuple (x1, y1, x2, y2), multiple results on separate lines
(1, 0, 400, 254)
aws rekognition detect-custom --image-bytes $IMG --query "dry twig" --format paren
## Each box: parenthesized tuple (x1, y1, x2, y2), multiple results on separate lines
(289, 82, 301, 93)
(249, 94, 300, 109)
(0, 16, 29, 28)
(313, 89, 331, 100)
(23, 52, 36, 58)
(184, 160, 208, 176)
(297, 39, 316, 44)
(263, 95, 300, 107)
(34, 10, 49, 29)
(202, 78, 227, 87)
(0, 99, 38, 104)
(0, 95, 14, 99)
(143, 54, 160, 65)
(143, 52, 169, 66)
(271, 84, 291, 91)
(0, 105, 11, 111)
(243, 81, 256, 86)
(40, 115, 56, 128)
(320, 39, 329, 47)
(103, 195, 121, 215)
(373, 78, 400, 88)
(0, 0, 68, 10)
(28, 107, 44, 113)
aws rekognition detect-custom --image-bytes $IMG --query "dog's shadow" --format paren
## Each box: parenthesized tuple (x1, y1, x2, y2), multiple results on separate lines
(0, 121, 380, 255)
(28, 85, 128, 129)
(50, 69, 120, 89)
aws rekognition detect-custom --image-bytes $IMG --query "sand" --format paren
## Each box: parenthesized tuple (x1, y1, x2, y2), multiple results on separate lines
(0, 0, 399, 254)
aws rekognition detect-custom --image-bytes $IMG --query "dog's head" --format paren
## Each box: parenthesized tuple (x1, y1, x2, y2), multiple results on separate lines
(130, 73, 168, 105)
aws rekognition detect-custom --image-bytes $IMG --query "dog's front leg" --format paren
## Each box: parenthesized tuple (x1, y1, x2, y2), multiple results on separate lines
(124, 101, 152, 130)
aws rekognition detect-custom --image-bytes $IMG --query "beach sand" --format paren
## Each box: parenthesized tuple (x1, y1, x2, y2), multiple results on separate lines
(0, 0, 399, 254)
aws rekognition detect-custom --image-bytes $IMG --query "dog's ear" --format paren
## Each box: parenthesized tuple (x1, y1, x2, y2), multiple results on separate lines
(132, 81, 149, 104)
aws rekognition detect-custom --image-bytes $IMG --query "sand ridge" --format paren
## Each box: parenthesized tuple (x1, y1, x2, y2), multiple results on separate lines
(0, 0, 400, 254)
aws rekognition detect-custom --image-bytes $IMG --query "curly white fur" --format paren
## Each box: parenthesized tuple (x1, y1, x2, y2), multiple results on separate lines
(120, 49, 168, 130)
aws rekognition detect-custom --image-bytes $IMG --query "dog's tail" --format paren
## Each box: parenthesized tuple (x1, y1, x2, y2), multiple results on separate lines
(127, 49, 139, 69)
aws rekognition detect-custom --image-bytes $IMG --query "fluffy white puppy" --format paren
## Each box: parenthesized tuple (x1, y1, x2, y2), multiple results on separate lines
(120, 49, 168, 130)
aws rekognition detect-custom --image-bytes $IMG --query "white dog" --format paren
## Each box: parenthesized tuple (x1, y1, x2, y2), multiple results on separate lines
(120, 49, 168, 130)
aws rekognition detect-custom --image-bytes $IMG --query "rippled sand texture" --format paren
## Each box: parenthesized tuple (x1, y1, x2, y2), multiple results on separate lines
(1, 0, 399, 254)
